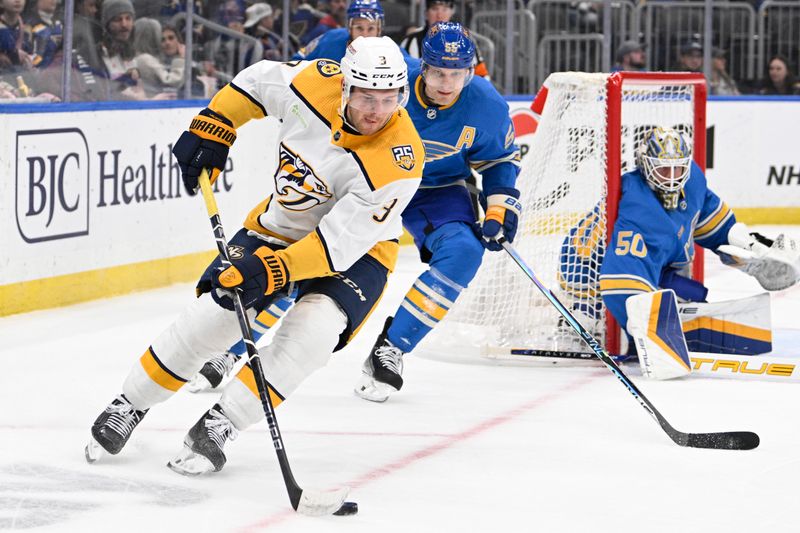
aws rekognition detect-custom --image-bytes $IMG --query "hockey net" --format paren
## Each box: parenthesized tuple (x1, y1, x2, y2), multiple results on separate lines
(419, 72, 707, 364)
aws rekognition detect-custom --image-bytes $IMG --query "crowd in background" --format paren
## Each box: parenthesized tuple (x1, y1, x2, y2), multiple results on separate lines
(1, 0, 799, 102)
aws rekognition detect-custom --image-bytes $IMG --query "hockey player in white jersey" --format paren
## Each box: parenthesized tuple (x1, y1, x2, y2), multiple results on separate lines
(85, 36, 425, 475)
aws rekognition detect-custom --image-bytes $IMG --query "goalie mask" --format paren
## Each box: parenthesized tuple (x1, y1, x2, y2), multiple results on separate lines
(636, 127, 692, 210)
(421, 22, 476, 92)
(340, 36, 409, 117)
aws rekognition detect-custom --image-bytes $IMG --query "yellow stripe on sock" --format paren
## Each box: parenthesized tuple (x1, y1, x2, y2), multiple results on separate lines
(406, 287, 448, 321)
(235, 364, 284, 407)
(139, 348, 186, 392)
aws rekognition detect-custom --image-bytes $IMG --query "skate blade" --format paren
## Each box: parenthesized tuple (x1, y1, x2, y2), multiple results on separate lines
(185, 374, 214, 393)
(167, 445, 215, 476)
(85, 437, 105, 463)
(354, 375, 395, 403)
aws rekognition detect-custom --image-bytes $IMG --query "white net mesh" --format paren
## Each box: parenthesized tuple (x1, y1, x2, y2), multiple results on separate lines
(419, 72, 699, 363)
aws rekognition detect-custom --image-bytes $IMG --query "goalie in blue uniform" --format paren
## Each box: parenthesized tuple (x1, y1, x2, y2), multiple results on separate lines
(561, 127, 799, 379)
(354, 22, 522, 401)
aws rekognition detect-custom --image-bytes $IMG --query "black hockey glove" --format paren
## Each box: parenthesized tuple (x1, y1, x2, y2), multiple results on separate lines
(172, 109, 236, 195)
(211, 246, 289, 310)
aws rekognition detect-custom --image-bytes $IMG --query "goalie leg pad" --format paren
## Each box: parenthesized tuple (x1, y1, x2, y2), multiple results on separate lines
(219, 293, 347, 430)
(678, 293, 772, 355)
(626, 289, 691, 380)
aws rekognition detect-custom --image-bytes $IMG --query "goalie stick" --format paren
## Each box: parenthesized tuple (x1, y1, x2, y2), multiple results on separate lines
(198, 170, 357, 516)
(499, 238, 760, 450)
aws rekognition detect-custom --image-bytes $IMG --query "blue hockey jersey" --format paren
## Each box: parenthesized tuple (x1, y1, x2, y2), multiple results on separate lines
(598, 162, 736, 329)
(292, 27, 348, 61)
(405, 62, 520, 192)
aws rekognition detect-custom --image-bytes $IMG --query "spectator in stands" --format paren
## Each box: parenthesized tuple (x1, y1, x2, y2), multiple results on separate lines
(709, 47, 739, 96)
(243, 2, 291, 61)
(98, 0, 139, 98)
(133, 17, 184, 97)
(73, 0, 102, 70)
(301, 0, 346, 45)
(399, 0, 490, 79)
(0, 0, 34, 79)
(26, 0, 63, 69)
(673, 41, 703, 73)
(293, 0, 381, 62)
(612, 40, 646, 72)
(285, 0, 324, 46)
(760, 55, 800, 96)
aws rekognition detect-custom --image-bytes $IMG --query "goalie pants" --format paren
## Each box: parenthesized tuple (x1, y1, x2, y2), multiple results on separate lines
(122, 228, 389, 430)
(387, 185, 485, 352)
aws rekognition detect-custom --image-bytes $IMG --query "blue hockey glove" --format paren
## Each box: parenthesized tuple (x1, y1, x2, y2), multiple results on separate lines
(211, 246, 289, 310)
(480, 188, 522, 251)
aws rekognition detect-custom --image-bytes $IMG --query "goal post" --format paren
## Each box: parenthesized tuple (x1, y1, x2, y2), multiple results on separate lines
(605, 71, 707, 354)
(417, 71, 708, 364)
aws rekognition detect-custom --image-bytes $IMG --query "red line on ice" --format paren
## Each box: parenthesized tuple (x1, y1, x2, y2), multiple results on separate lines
(237, 371, 604, 531)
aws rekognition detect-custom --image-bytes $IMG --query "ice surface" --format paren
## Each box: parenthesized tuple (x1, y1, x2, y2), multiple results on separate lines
(1, 226, 798, 532)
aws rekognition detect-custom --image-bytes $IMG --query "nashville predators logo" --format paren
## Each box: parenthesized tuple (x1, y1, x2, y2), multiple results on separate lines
(317, 60, 341, 77)
(274, 144, 332, 211)
(392, 145, 416, 171)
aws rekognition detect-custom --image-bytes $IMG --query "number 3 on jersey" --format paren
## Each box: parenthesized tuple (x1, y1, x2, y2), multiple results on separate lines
(615, 230, 648, 258)
(373, 198, 398, 223)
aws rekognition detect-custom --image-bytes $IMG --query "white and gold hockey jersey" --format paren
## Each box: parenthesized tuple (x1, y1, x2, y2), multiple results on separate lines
(206, 58, 424, 280)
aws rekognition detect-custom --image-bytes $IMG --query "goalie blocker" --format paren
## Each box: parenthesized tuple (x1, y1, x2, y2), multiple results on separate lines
(625, 289, 774, 380)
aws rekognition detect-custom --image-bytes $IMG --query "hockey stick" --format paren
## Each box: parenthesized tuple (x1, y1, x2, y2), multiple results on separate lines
(198, 170, 357, 516)
(499, 238, 760, 450)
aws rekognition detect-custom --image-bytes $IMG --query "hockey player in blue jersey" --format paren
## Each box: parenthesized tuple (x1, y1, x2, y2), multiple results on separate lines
(561, 127, 798, 369)
(354, 22, 522, 402)
(292, 0, 383, 62)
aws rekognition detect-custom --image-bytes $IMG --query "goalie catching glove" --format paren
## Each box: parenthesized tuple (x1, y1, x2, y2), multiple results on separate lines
(479, 188, 522, 251)
(172, 108, 237, 195)
(211, 246, 289, 310)
(717, 223, 800, 291)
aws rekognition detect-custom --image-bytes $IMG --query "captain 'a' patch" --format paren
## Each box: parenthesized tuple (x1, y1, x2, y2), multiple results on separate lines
(391, 145, 416, 171)
(274, 143, 333, 211)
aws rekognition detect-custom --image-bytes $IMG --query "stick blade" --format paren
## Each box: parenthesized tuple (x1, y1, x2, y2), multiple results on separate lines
(295, 486, 350, 516)
(683, 431, 760, 450)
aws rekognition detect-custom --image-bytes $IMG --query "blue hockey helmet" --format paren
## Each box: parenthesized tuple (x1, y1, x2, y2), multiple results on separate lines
(421, 22, 476, 70)
(347, 0, 384, 22)
(636, 126, 692, 209)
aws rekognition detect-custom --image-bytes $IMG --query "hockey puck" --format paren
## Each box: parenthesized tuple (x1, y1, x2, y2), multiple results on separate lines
(333, 501, 358, 516)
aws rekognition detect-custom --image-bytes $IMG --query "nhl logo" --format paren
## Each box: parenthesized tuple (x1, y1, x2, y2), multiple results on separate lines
(427, 108, 437, 120)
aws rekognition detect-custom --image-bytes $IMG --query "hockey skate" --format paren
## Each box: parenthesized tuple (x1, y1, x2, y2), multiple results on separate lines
(167, 404, 238, 476)
(186, 351, 240, 392)
(355, 318, 405, 403)
(85, 395, 148, 463)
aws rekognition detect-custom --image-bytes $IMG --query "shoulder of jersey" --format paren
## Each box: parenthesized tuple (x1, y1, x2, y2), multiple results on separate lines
(288, 59, 343, 121)
(352, 112, 425, 191)
(460, 78, 510, 126)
